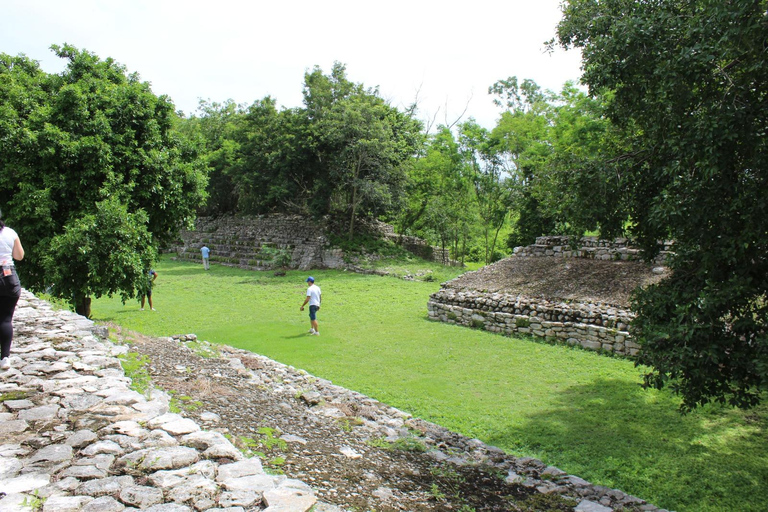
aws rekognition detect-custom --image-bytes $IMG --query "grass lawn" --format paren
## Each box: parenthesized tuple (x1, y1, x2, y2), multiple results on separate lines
(91, 255, 768, 512)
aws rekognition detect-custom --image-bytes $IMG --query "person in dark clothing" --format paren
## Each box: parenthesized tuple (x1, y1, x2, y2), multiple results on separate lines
(0, 211, 25, 370)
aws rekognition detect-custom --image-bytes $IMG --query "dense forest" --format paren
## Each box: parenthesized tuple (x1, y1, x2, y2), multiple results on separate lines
(179, 64, 623, 265)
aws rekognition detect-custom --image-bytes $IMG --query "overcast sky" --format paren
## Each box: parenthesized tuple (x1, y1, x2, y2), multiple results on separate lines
(2, 0, 583, 129)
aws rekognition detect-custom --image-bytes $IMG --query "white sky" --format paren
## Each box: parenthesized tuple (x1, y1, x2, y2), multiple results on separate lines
(2, 0, 583, 129)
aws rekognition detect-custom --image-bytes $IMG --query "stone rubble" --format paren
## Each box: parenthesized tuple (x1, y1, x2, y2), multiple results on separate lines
(0, 290, 669, 511)
(0, 291, 341, 512)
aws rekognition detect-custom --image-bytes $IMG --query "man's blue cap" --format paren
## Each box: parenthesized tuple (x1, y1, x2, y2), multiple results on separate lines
(306, 276, 314, 282)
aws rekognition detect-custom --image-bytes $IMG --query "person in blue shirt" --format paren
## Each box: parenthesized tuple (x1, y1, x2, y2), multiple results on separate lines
(201, 245, 210, 270)
(140, 269, 158, 311)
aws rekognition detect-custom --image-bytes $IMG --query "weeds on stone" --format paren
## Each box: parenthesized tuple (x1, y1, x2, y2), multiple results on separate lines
(257, 427, 287, 452)
(336, 416, 363, 432)
(429, 483, 446, 501)
(229, 434, 260, 458)
(185, 340, 220, 359)
(167, 390, 204, 413)
(21, 490, 46, 511)
(264, 455, 286, 475)
(118, 352, 152, 398)
(365, 437, 391, 449)
(0, 390, 30, 402)
(366, 435, 428, 453)
(428, 463, 468, 503)
(392, 435, 428, 452)
(226, 427, 288, 467)
(429, 464, 462, 481)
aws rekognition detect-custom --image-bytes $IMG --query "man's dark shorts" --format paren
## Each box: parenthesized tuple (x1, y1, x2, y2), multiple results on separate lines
(309, 305, 319, 320)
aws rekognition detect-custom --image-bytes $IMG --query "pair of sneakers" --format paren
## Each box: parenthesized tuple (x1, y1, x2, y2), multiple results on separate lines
(308, 329, 320, 336)
(0, 357, 10, 370)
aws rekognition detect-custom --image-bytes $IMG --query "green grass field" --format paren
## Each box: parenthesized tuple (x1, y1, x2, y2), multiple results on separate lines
(91, 256, 768, 512)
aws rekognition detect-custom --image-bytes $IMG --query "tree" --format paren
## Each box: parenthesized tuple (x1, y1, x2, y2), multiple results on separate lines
(534, 83, 633, 240)
(489, 77, 557, 249)
(400, 127, 476, 263)
(0, 45, 208, 316)
(42, 199, 156, 316)
(227, 97, 315, 215)
(190, 62, 423, 238)
(303, 63, 423, 239)
(557, 0, 768, 410)
(178, 99, 244, 215)
(459, 120, 511, 264)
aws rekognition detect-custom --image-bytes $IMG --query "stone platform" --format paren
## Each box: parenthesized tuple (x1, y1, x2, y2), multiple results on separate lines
(0, 291, 340, 512)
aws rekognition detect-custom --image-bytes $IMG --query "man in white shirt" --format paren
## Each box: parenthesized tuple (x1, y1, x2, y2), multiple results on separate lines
(300, 276, 321, 336)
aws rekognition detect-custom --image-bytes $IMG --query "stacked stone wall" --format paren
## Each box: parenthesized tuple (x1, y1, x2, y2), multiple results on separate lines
(173, 215, 343, 271)
(514, 235, 672, 265)
(428, 289, 640, 356)
(174, 215, 456, 271)
(428, 236, 671, 357)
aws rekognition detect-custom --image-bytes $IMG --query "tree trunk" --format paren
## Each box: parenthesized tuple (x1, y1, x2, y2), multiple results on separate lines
(348, 194, 357, 242)
(75, 296, 92, 318)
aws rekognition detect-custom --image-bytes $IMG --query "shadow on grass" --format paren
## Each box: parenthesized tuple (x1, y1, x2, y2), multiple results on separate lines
(486, 378, 768, 512)
(158, 265, 209, 277)
(281, 333, 312, 340)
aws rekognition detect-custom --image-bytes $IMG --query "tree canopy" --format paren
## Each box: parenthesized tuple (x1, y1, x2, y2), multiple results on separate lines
(0, 44, 208, 316)
(557, 0, 768, 410)
(183, 63, 423, 241)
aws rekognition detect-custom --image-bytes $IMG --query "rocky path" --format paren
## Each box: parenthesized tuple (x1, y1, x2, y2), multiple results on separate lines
(0, 291, 667, 512)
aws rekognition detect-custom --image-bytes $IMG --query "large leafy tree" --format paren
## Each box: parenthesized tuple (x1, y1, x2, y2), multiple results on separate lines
(557, 0, 768, 410)
(193, 63, 423, 239)
(459, 120, 511, 264)
(177, 99, 244, 215)
(400, 127, 476, 263)
(0, 45, 207, 316)
(226, 98, 315, 215)
(535, 83, 633, 240)
(298, 63, 423, 239)
(489, 77, 557, 249)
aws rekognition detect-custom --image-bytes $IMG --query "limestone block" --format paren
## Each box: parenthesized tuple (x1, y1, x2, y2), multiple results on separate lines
(120, 485, 165, 508)
(29, 444, 73, 463)
(81, 440, 124, 457)
(42, 495, 94, 512)
(75, 475, 134, 497)
(0, 472, 51, 494)
(216, 458, 265, 481)
(581, 340, 602, 350)
(80, 496, 126, 512)
(117, 446, 200, 471)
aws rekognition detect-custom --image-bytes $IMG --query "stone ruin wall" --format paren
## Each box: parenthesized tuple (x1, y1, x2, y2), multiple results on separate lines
(513, 235, 673, 264)
(428, 236, 671, 357)
(373, 221, 458, 266)
(173, 215, 343, 271)
(428, 289, 640, 356)
(173, 215, 454, 271)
